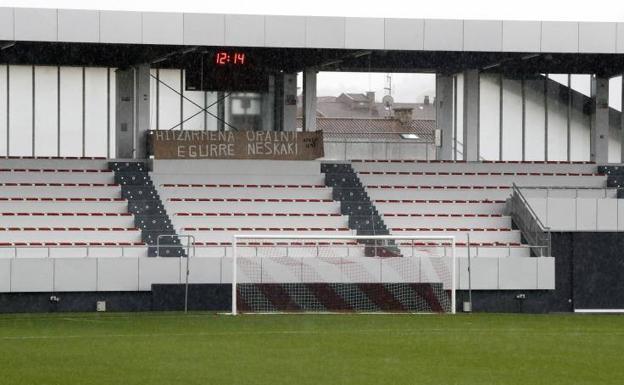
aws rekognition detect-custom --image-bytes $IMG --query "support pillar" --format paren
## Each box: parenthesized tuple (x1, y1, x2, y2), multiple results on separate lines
(261, 75, 275, 131)
(303, 68, 317, 132)
(462, 69, 480, 161)
(436, 74, 454, 160)
(282, 73, 298, 131)
(115, 64, 150, 159)
(590, 75, 609, 164)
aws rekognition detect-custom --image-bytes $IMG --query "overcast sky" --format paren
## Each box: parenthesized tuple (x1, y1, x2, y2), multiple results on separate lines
(1, 0, 623, 106)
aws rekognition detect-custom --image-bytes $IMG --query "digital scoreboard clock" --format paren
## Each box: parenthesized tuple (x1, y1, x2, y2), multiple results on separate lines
(185, 50, 268, 92)
(215, 51, 246, 65)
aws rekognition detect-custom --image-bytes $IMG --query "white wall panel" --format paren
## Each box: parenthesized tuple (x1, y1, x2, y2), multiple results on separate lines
(0, 65, 7, 156)
(100, 11, 142, 44)
(97, 258, 139, 291)
(58, 9, 99, 43)
(14, 8, 57, 42)
(618, 200, 624, 231)
(345, 17, 384, 49)
(617, 23, 624, 53)
(139, 258, 181, 290)
(188, 257, 222, 283)
(11, 258, 53, 292)
(537, 257, 555, 290)
(463, 20, 502, 52)
(546, 198, 575, 230)
(579, 22, 616, 54)
(502, 21, 541, 52)
(576, 199, 597, 231)
(479, 74, 500, 160)
(157, 69, 181, 131)
(501, 77, 523, 160)
(0, 8, 15, 40)
(0, 259, 10, 292)
(524, 78, 546, 161)
(463, 258, 498, 290)
(384, 18, 424, 50)
(499, 258, 537, 290)
(305, 17, 345, 49)
(54, 258, 97, 291)
(546, 76, 568, 161)
(142, 12, 183, 45)
(224, 14, 265, 47)
(84, 67, 108, 157)
(183, 13, 225, 46)
(265, 15, 305, 48)
(570, 75, 590, 161)
(8, 65, 32, 156)
(541, 21, 578, 53)
(34, 66, 58, 156)
(424, 19, 463, 51)
(59, 67, 82, 156)
(597, 199, 617, 231)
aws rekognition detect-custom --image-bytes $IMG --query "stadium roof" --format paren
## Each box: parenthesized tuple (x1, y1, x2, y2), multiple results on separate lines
(1, 8, 624, 75)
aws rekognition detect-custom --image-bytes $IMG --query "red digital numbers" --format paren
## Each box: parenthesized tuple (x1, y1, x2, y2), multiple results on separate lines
(215, 52, 229, 65)
(233, 53, 246, 64)
(215, 51, 246, 65)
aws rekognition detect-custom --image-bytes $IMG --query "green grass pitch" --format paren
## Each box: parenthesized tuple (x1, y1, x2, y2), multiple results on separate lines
(0, 312, 623, 385)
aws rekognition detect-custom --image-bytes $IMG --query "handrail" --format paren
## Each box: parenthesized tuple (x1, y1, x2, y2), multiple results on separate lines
(509, 183, 551, 257)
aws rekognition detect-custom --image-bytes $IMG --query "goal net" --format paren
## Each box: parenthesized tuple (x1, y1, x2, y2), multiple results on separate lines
(231, 235, 456, 314)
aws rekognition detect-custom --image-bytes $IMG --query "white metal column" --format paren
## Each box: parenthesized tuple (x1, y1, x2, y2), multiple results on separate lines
(462, 69, 479, 161)
(302, 68, 317, 132)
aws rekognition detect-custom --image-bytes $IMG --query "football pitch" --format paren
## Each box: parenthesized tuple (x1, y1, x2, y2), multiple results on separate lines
(0, 312, 622, 385)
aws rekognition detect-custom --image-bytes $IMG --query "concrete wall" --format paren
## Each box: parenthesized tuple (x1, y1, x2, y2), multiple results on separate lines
(527, 197, 624, 231)
(0, 255, 554, 293)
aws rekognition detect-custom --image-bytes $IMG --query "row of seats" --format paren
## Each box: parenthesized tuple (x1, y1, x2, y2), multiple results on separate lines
(152, 160, 354, 250)
(352, 160, 608, 258)
(0, 158, 144, 256)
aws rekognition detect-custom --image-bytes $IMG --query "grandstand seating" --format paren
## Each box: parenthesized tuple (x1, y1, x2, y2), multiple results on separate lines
(0, 158, 145, 258)
(0, 157, 608, 262)
(351, 159, 608, 258)
(151, 160, 354, 253)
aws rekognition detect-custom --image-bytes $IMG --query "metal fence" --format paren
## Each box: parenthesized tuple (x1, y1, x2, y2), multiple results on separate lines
(508, 183, 551, 257)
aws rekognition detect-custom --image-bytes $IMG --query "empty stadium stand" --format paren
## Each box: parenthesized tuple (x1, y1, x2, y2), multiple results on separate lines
(348, 159, 607, 258)
(151, 160, 355, 254)
(0, 157, 146, 258)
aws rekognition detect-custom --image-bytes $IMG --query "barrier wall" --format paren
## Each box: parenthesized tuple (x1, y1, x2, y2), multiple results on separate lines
(527, 197, 624, 231)
(0, 255, 555, 293)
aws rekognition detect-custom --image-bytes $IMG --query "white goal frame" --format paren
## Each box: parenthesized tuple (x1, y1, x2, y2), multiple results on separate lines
(231, 234, 456, 315)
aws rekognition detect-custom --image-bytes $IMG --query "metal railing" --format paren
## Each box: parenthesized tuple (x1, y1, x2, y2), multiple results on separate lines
(322, 132, 436, 161)
(509, 183, 551, 257)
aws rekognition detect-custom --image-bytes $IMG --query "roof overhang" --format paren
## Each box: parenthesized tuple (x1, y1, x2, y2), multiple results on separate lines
(0, 8, 623, 75)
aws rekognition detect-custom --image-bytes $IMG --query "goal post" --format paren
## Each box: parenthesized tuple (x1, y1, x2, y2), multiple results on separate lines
(231, 234, 456, 315)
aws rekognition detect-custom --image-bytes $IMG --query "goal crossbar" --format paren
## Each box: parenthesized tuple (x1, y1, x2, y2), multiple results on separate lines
(232, 234, 456, 315)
